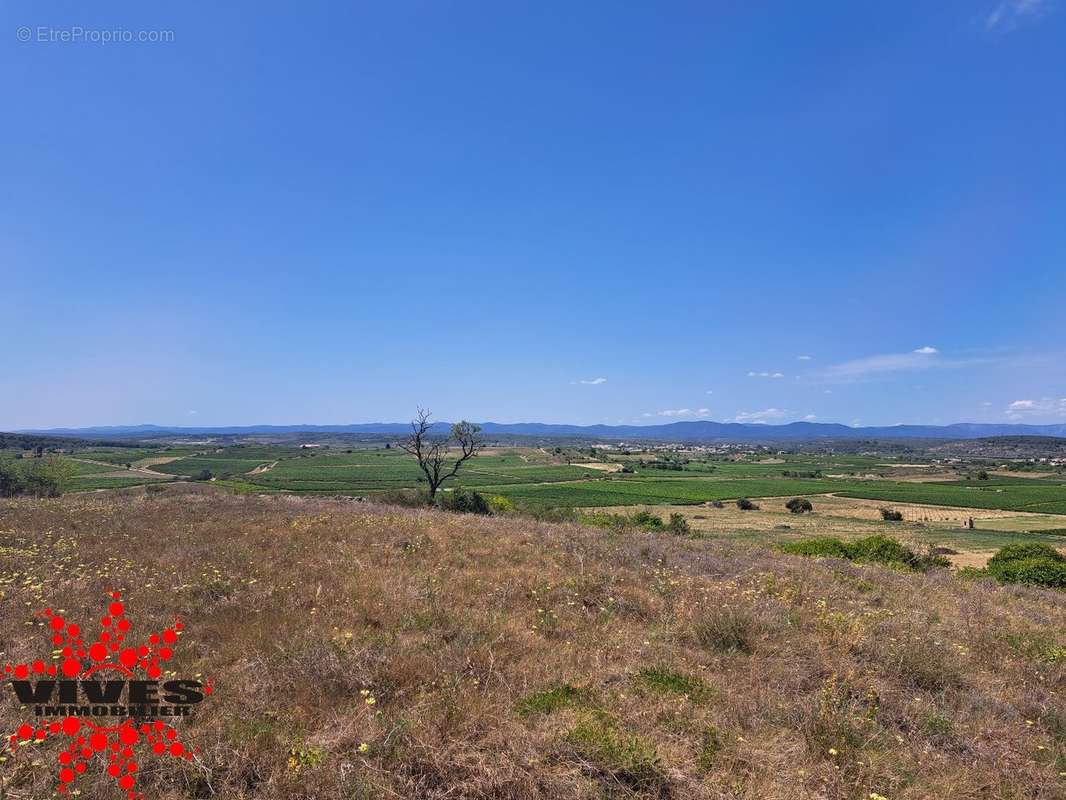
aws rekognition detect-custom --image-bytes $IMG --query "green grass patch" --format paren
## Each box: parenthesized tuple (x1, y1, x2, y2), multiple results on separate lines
(516, 684, 592, 715)
(1005, 632, 1066, 663)
(635, 667, 709, 701)
(565, 712, 667, 795)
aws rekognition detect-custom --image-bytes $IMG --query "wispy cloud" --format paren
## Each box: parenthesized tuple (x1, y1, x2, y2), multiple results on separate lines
(747, 371, 784, 378)
(577, 377, 607, 385)
(734, 408, 788, 423)
(643, 408, 712, 418)
(819, 346, 972, 381)
(797, 355, 813, 361)
(1005, 397, 1066, 419)
(984, 0, 1047, 31)
(803, 414, 817, 421)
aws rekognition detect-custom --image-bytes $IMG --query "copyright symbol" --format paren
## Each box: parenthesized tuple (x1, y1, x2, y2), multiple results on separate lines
(17, 26, 31, 42)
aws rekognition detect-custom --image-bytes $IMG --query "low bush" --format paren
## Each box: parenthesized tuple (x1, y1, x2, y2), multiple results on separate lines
(987, 542, 1064, 570)
(375, 488, 431, 508)
(847, 534, 914, 565)
(785, 497, 813, 514)
(695, 606, 760, 654)
(985, 543, 1066, 588)
(437, 488, 490, 515)
(880, 508, 904, 521)
(486, 494, 515, 515)
(736, 497, 759, 511)
(580, 510, 667, 533)
(666, 513, 691, 535)
(517, 505, 578, 523)
(990, 557, 1066, 588)
(778, 537, 851, 559)
(779, 534, 948, 572)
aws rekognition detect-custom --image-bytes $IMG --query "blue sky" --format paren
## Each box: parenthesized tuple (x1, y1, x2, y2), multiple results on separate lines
(2, 1, 1063, 429)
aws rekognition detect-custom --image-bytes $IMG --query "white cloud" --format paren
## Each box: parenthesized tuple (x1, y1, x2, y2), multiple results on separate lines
(984, 0, 1046, 31)
(913, 346, 938, 354)
(803, 414, 817, 421)
(645, 407, 712, 418)
(187, 410, 198, 415)
(734, 408, 788, 423)
(1005, 397, 1066, 419)
(797, 355, 813, 361)
(747, 371, 784, 378)
(578, 377, 607, 385)
(705, 390, 714, 395)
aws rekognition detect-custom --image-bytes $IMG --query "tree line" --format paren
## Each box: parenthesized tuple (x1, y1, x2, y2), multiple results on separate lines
(0, 457, 76, 498)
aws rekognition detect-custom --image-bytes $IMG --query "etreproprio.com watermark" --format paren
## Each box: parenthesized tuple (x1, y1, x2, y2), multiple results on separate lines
(16, 25, 175, 44)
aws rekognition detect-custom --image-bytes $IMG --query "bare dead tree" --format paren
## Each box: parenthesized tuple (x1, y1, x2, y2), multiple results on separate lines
(398, 408, 484, 499)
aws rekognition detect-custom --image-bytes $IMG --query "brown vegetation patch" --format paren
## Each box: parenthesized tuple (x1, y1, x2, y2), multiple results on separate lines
(0, 488, 1062, 799)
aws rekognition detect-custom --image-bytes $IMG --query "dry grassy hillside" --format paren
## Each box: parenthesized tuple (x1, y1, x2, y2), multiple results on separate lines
(1, 487, 1064, 799)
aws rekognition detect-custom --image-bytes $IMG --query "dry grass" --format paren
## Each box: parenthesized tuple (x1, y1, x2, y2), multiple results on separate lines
(0, 486, 1064, 799)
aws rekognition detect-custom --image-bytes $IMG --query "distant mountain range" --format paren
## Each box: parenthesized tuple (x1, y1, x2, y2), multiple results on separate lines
(14, 420, 1066, 442)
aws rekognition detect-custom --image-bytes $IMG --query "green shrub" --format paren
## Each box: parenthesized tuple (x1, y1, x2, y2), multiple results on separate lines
(785, 497, 813, 514)
(990, 557, 1066, 588)
(779, 537, 851, 559)
(666, 513, 691, 535)
(987, 543, 1065, 570)
(10, 457, 77, 497)
(986, 543, 1066, 588)
(736, 497, 759, 511)
(0, 462, 25, 497)
(880, 508, 904, 521)
(779, 535, 948, 571)
(580, 510, 666, 533)
(847, 534, 914, 565)
(437, 488, 490, 515)
(631, 510, 664, 530)
(487, 494, 515, 515)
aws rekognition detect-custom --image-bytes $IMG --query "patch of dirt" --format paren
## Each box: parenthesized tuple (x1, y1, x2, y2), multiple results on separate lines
(989, 470, 1060, 479)
(134, 456, 183, 469)
(948, 550, 997, 569)
(575, 462, 622, 473)
(246, 461, 278, 476)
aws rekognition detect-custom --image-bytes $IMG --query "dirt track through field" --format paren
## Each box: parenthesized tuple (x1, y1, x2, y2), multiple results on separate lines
(246, 461, 279, 476)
